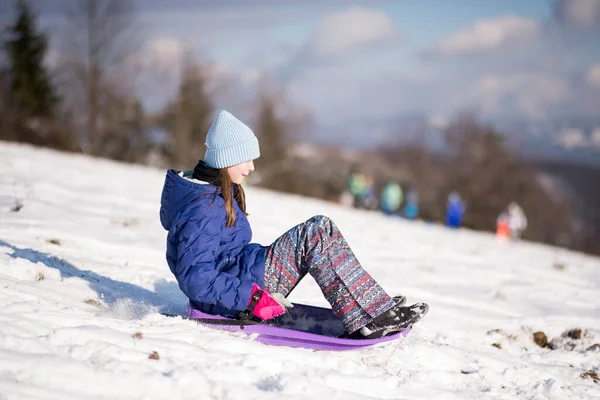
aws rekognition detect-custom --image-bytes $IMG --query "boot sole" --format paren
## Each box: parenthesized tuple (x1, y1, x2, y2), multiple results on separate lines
(364, 302, 429, 339)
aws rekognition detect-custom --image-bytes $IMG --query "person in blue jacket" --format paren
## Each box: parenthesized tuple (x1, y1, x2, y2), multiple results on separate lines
(446, 191, 465, 228)
(159, 110, 428, 339)
(403, 188, 419, 220)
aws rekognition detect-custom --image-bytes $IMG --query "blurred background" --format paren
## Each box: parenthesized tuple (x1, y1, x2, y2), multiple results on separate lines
(0, 0, 599, 256)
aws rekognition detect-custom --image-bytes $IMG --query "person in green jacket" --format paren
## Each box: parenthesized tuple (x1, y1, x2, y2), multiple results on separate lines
(347, 168, 366, 208)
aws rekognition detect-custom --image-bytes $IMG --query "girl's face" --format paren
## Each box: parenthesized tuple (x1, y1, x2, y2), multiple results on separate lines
(227, 160, 255, 184)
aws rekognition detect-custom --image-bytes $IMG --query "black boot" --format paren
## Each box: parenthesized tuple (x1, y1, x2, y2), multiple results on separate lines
(393, 295, 407, 306)
(348, 302, 429, 339)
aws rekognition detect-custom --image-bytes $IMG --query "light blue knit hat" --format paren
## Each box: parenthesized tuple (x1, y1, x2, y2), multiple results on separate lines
(204, 110, 260, 169)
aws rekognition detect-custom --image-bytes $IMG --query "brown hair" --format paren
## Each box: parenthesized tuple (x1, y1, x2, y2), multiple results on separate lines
(213, 169, 247, 227)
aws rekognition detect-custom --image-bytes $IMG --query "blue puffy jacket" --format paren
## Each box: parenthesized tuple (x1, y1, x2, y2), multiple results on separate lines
(159, 169, 267, 318)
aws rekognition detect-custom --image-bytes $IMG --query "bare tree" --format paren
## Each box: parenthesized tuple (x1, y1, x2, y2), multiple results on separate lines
(58, 0, 139, 155)
(95, 89, 147, 162)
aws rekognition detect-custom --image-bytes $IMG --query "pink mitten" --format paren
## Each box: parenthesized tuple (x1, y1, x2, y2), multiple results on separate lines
(248, 284, 285, 320)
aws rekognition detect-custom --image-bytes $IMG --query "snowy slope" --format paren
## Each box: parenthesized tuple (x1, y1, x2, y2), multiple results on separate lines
(0, 141, 599, 400)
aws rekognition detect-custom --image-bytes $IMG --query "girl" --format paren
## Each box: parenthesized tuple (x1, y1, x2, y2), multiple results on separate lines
(159, 110, 428, 339)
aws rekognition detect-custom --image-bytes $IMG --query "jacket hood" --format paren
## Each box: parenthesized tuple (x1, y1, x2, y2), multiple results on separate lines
(159, 169, 218, 231)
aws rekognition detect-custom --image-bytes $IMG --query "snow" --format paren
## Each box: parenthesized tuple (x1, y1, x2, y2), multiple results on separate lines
(1, 141, 599, 400)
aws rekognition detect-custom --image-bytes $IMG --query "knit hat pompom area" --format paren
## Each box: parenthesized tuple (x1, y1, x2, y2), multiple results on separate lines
(204, 110, 260, 169)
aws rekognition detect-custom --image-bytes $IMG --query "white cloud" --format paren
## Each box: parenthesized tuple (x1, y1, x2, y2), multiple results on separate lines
(309, 7, 399, 58)
(558, 127, 587, 149)
(202, 61, 230, 79)
(437, 16, 540, 56)
(428, 114, 449, 129)
(135, 38, 191, 96)
(137, 38, 267, 111)
(591, 127, 600, 147)
(554, 0, 600, 30)
(586, 63, 600, 87)
(148, 38, 187, 67)
(144, 40, 257, 87)
(44, 48, 59, 69)
(473, 74, 569, 119)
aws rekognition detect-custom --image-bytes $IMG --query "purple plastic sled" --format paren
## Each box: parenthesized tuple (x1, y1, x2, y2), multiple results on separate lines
(186, 302, 411, 351)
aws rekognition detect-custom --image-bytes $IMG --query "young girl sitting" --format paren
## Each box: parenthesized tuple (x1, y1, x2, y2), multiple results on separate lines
(159, 110, 429, 339)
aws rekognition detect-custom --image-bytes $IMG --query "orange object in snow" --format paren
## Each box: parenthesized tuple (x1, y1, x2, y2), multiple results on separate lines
(497, 221, 510, 239)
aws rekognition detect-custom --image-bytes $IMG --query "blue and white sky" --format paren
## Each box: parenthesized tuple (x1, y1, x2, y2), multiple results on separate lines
(14, 0, 600, 151)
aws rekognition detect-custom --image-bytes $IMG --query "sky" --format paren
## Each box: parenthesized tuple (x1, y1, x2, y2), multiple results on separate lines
(8, 0, 600, 152)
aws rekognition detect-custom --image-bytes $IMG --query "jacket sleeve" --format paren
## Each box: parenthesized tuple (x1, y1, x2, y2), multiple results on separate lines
(175, 208, 254, 311)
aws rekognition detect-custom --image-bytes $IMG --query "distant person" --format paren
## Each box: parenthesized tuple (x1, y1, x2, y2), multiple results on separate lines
(446, 191, 465, 228)
(159, 110, 428, 339)
(496, 211, 510, 240)
(380, 181, 403, 215)
(339, 190, 354, 208)
(403, 188, 419, 220)
(507, 202, 527, 239)
(360, 174, 378, 210)
(347, 168, 366, 208)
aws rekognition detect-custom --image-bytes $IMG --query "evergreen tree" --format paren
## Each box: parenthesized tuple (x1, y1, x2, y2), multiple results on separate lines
(252, 87, 316, 195)
(157, 56, 213, 169)
(3, 0, 59, 120)
(255, 93, 288, 175)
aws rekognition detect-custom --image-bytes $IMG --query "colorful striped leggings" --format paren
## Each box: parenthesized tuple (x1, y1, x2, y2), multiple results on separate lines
(264, 215, 394, 333)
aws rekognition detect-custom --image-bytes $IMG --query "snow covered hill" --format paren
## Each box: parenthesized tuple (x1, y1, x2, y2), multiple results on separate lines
(0, 141, 599, 400)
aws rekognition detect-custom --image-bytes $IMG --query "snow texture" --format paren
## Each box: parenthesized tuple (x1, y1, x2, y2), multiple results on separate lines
(0, 142, 599, 399)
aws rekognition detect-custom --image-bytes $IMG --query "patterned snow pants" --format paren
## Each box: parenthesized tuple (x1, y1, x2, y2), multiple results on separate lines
(264, 215, 395, 333)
